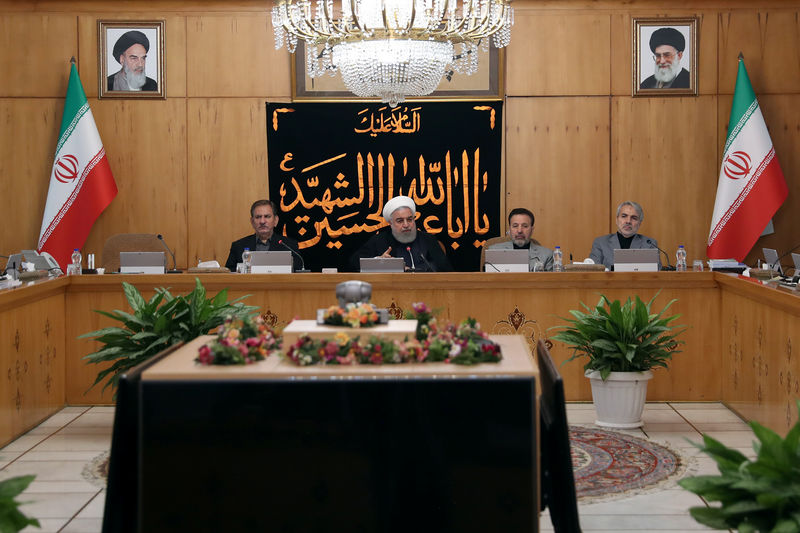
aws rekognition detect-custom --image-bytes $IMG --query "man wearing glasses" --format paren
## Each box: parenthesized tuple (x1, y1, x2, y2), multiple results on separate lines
(640, 27, 690, 89)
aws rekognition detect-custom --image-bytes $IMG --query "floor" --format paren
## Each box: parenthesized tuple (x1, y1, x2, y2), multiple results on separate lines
(0, 402, 754, 532)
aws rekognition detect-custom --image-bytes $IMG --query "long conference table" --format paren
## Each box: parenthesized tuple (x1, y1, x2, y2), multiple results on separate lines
(1, 271, 798, 446)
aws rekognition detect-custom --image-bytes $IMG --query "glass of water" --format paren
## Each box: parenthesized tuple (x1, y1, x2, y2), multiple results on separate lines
(692, 260, 704, 272)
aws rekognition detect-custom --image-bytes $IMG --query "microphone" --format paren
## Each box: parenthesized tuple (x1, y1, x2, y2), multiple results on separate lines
(157, 234, 182, 273)
(418, 253, 437, 272)
(774, 242, 800, 277)
(646, 239, 675, 271)
(278, 240, 310, 273)
(406, 246, 416, 272)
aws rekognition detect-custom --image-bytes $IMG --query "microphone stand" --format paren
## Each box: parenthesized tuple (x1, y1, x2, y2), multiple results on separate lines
(157, 234, 182, 273)
(405, 246, 417, 272)
(646, 239, 675, 271)
(278, 240, 310, 273)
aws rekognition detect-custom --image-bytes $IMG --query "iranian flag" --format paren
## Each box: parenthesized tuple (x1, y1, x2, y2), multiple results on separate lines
(38, 62, 117, 270)
(707, 56, 788, 261)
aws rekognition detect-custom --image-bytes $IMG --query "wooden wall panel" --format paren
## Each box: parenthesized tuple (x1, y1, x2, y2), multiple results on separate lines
(611, 95, 719, 264)
(186, 98, 270, 266)
(186, 14, 291, 97)
(78, 14, 188, 99)
(85, 98, 188, 267)
(0, 14, 76, 98)
(506, 13, 611, 96)
(0, 99, 62, 255)
(504, 97, 611, 259)
(719, 10, 800, 94)
(610, 11, 718, 96)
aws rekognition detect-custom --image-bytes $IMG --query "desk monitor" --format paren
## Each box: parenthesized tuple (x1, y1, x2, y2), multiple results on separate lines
(119, 251, 166, 274)
(613, 248, 659, 272)
(792, 253, 800, 273)
(484, 249, 529, 272)
(250, 251, 292, 274)
(359, 257, 405, 273)
(20, 250, 61, 273)
(762, 248, 783, 275)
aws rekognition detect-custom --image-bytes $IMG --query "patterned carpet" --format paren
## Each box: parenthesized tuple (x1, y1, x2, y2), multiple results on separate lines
(570, 425, 684, 502)
(83, 427, 684, 502)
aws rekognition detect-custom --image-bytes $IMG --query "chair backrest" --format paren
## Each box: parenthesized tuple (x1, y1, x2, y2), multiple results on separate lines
(102, 234, 164, 272)
(537, 339, 582, 532)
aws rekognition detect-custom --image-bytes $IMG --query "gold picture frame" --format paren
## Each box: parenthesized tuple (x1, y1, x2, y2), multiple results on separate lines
(98, 20, 165, 99)
(292, 42, 503, 103)
(632, 17, 698, 97)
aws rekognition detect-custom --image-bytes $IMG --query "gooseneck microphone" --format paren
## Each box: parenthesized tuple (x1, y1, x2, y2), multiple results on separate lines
(406, 246, 416, 271)
(418, 253, 436, 272)
(157, 234, 182, 273)
(646, 239, 675, 271)
(278, 240, 310, 273)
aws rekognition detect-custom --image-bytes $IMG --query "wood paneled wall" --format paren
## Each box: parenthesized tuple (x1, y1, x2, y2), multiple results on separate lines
(0, 0, 798, 270)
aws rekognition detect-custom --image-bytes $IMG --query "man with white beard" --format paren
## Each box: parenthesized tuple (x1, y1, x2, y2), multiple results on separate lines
(107, 30, 158, 92)
(640, 27, 690, 89)
(349, 195, 452, 272)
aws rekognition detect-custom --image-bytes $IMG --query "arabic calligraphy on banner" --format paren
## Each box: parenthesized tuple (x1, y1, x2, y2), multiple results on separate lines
(266, 102, 503, 272)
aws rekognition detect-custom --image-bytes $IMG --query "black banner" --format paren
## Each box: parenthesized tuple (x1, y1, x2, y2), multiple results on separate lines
(266, 101, 503, 272)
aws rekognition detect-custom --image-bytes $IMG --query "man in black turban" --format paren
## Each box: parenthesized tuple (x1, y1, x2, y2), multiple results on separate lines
(640, 27, 690, 89)
(107, 30, 158, 91)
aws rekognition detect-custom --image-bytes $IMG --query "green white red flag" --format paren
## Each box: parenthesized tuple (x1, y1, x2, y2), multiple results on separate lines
(707, 57, 788, 261)
(38, 63, 117, 269)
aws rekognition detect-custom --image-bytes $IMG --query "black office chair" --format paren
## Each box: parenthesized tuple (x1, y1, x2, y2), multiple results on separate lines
(537, 339, 582, 533)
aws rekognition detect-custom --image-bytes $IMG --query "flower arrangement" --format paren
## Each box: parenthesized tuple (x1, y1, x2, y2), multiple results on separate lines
(196, 315, 281, 365)
(286, 303, 501, 366)
(404, 301, 440, 341)
(322, 302, 380, 328)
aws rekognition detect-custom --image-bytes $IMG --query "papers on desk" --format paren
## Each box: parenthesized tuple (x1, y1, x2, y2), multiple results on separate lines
(708, 259, 747, 272)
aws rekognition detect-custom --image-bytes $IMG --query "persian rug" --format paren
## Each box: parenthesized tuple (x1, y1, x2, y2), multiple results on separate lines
(570, 425, 685, 502)
(81, 451, 109, 489)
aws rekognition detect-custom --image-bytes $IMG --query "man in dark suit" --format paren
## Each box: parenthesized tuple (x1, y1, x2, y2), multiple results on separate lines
(107, 30, 159, 92)
(589, 201, 660, 270)
(349, 195, 452, 272)
(225, 199, 301, 271)
(640, 27, 690, 89)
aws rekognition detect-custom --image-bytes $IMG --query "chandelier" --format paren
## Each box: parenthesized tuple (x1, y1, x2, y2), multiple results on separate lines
(271, 0, 514, 106)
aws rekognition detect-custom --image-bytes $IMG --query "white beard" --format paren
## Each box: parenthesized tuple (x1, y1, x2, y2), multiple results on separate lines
(654, 60, 681, 84)
(392, 227, 417, 244)
(123, 63, 147, 90)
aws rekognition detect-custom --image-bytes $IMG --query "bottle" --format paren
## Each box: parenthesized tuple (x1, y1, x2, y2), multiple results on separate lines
(553, 246, 563, 272)
(70, 248, 82, 276)
(241, 248, 252, 274)
(676, 245, 687, 271)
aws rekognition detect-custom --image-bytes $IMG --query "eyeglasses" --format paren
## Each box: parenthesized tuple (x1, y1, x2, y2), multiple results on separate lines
(653, 52, 676, 61)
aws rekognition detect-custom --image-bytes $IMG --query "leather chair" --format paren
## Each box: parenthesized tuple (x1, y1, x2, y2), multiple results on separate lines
(102, 234, 164, 273)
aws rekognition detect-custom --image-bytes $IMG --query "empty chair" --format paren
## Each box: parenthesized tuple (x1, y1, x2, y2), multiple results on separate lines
(102, 233, 164, 273)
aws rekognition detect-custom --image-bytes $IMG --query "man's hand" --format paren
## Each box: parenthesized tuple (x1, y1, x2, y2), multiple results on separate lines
(379, 247, 392, 258)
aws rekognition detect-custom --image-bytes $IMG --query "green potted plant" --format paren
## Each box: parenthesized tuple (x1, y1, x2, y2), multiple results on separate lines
(550, 292, 685, 428)
(0, 475, 39, 532)
(81, 278, 257, 396)
(679, 401, 800, 532)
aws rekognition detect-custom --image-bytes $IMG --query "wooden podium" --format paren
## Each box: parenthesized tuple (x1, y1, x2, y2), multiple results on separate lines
(104, 334, 540, 533)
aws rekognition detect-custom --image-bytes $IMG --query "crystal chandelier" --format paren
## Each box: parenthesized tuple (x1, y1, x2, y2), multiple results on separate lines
(271, 0, 514, 106)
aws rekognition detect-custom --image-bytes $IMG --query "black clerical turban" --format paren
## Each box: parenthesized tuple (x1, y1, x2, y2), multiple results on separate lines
(649, 27, 685, 53)
(382, 196, 416, 221)
(113, 30, 150, 63)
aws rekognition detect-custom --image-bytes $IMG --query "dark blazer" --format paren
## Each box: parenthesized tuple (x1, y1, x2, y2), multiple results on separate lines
(640, 68, 690, 89)
(225, 234, 302, 272)
(348, 229, 452, 272)
(589, 233, 660, 270)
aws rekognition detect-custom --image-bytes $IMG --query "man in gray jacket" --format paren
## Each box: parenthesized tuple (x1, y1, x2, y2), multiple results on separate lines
(589, 201, 660, 270)
(488, 208, 553, 271)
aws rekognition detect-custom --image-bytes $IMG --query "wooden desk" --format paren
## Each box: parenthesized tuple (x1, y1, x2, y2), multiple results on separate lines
(106, 335, 539, 533)
(2, 271, 798, 446)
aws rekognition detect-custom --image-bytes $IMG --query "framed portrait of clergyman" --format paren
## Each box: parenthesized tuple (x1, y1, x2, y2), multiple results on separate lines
(98, 20, 165, 99)
(632, 17, 698, 97)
